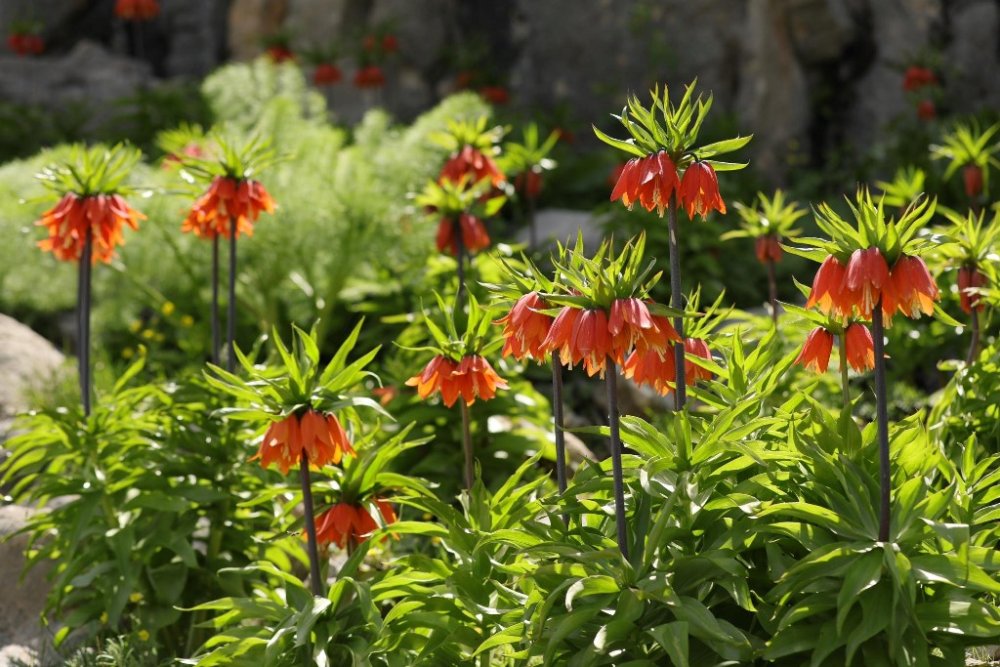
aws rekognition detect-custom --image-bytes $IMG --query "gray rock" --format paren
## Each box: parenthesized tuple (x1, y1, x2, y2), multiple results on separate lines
(515, 208, 607, 251)
(0, 505, 50, 667)
(0, 314, 65, 419)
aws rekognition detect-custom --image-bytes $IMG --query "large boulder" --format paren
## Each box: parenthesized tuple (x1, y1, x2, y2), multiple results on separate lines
(0, 314, 65, 419)
(0, 505, 50, 667)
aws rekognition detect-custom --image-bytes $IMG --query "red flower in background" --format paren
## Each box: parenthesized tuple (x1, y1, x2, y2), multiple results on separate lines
(7, 33, 44, 56)
(435, 213, 490, 256)
(610, 151, 679, 216)
(36, 193, 145, 263)
(754, 235, 783, 263)
(265, 45, 294, 63)
(958, 265, 987, 314)
(182, 176, 275, 240)
(515, 170, 543, 199)
(678, 161, 726, 220)
(314, 498, 396, 548)
(844, 323, 875, 372)
(497, 291, 554, 362)
(917, 99, 936, 121)
(684, 338, 714, 383)
(250, 410, 355, 475)
(845, 247, 892, 318)
(313, 63, 342, 86)
(963, 164, 983, 198)
(903, 66, 937, 92)
(890, 254, 938, 318)
(406, 354, 507, 407)
(114, 0, 160, 21)
(479, 86, 510, 105)
(381, 34, 399, 53)
(354, 65, 385, 88)
(794, 327, 834, 373)
(439, 145, 504, 187)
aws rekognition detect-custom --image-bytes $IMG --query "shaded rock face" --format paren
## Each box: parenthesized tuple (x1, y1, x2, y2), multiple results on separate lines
(0, 505, 50, 667)
(0, 314, 65, 419)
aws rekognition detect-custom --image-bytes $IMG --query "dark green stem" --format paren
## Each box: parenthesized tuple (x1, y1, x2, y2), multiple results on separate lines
(872, 299, 891, 542)
(299, 452, 324, 596)
(211, 236, 220, 365)
(552, 358, 567, 494)
(605, 357, 628, 557)
(667, 202, 686, 409)
(79, 229, 93, 416)
(966, 306, 980, 365)
(767, 259, 778, 325)
(454, 218, 466, 312)
(839, 331, 851, 415)
(226, 225, 237, 373)
(460, 401, 474, 491)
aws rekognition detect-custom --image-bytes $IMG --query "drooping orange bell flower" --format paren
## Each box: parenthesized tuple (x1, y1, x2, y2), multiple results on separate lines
(515, 170, 542, 199)
(313, 63, 342, 86)
(609, 298, 676, 360)
(182, 176, 276, 240)
(439, 145, 504, 188)
(313, 498, 396, 549)
(890, 254, 939, 318)
(435, 213, 490, 256)
(678, 161, 726, 220)
(684, 338, 714, 383)
(958, 265, 987, 314)
(541, 307, 614, 376)
(902, 66, 937, 92)
(353, 65, 385, 88)
(114, 0, 160, 21)
(917, 99, 936, 121)
(963, 164, 984, 199)
(610, 151, 679, 216)
(844, 323, 875, 372)
(624, 337, 712, 394)
(497, 291, 554, 362)
(794, 327, 834, 373)
(754, 235, 783, 263)
(406, 354, 507, 407)
(845, 247, 892, 319)
(250, 409, 355, 475)
(805, 255, 852, 317)
(36, 192, 145, 263)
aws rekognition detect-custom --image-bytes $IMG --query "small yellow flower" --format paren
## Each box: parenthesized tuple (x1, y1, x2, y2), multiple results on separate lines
(431, 536, 441, 546)
(99, 612, 109, 624)
(155, 333, 166, 343)
(129, 320, 142, 333)
(180, 315, 194, 327)
(161, 301, 175, 316)
(141, 329, 155, 340)
(138, 630, 150, 642)
(122, 347, 135, 359)
(129, 592, 144, 603)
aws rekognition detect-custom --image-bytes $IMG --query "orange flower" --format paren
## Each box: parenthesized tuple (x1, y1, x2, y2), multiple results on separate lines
(114, 0, 160, 21)
(609, 298, 676, 360)
(250, 410, 355, 475)
(406, 354, 507, 407)
(313, 63, 342, 86)
(805, 255, 852, 317)
(353, 65, 385, 88)
(182, 176, 275, 240)
(479, 86, 510, 105)
(963, 164, 983, 199)
(678, 161, 726, 220)
(890, 254, 938, 318)
(845, 248, 892, 319)
(958, 265, 987, 314)
(623, 347, 675, 396)
(916, 99, 936, 121)
(435, 213, 490, 256)
(541, 307, 585, 369)
(794, 327, 834, 373)
(902, 66, 937, 92)
(497, 291, 554, 362)
(684, 338, 714, 383)
(610, 151, 679, 216)
(514, 170, 542, 199)
(844, 323, 875, 372)
(36, 193, 145, 263)
(439, 145, 504, 187)
(754, 235, 782, 263)
(313, 498, 396, 549)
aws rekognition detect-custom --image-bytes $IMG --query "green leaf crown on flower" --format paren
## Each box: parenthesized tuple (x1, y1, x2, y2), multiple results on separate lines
(36, 143, 143, 197)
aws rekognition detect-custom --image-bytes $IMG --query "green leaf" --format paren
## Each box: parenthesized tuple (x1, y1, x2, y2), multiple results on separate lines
(647, 622, 689, 667)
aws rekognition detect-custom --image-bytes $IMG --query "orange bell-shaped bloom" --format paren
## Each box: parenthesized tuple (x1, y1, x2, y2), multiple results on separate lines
(794, 327, 834, 373)
(610, 151, 679, 216)
(541, 306, 585, 369)
(609, 298, 676, 360)
(406, 354, 507, 407)
(963, 164, 983, 199)
(958, 265, 987, 314)
(844, 323, 875, 372)
(313, 63, 343, 86)
(182, 176, 275, 240)
(805, 255, 852, 317)
(678, 161, 726, 220)
(497, 291, 554, 362)
(623, 347, 676, 396)
(845, 248, 892, 319)
(684, 338, 714, 383)
(313, 498, 396, 549)
(36, 193, 145, 263)
(114, 0, 160, 21)
(435, 213, 490, 256)
(250, 410, 355, 475)
(890, 254, 938, 319)
(439, 145, 504, 187)
(755, 235, 783, 264)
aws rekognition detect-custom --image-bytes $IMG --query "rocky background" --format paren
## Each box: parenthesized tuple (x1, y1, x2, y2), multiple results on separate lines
(1, 0, 999, 183)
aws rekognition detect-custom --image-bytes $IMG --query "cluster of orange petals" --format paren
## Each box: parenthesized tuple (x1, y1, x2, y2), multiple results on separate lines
(610, 153, 725, 220)
(407, 354, 508, 407)
(114, 0, 160, 21)
(623, 337, 713, 396)
(795, 323, 874, 374)
(755, 235, 783, 263)
(435, 213, 490, 256)
(497, 291, 554, 362)
(515, 170, 543, 199)
(806, 250, 939, 322)
(540, 299, 678, 376)
(439, 145, 504, 188)
(902, 66, 937, 92)
(958, 266, 987, 314)
(250, 410, 355, 475)
(182, 176, 275, 240)
(314, 498, 397, 549)
(36, 192, 145, 263)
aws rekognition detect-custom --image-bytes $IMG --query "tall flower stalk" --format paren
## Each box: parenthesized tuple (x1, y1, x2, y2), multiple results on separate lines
(501, 123, 558, 249)
(34, 144, 145, 415)
(207, 322, 386, 596)
(596, 81, 751, 409)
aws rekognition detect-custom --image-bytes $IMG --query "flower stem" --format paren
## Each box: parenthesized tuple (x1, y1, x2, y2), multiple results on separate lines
(226, 224, 237, 373)
(667, 201, 686, 410)
(552, 358, 567, 495)
(966, 306, 980, 364)
(299, 452, 324, 596)
(527, 193, 537, 250)
(79, 229, 93, 416)
(460, 401, 474, 491)
(605, 357, 628, 557)
(211, 236, 220, 366)
(454, 218, 466, 312)
(839, 331, 851, 415)
(872, 298, 891, 542)
(767, 259, 778, 326)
